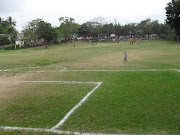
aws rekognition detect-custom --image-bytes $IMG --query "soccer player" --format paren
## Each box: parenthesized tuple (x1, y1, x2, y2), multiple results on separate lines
(124, 52, 127, 62)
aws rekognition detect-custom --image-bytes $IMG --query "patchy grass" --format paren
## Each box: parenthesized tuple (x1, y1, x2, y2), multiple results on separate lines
(0, 40, 179, 70)
(0, 40, 180, 134)
(0, 129, 61, 135)
(0, 82, 96, 128)
(57, 71, 180, 134)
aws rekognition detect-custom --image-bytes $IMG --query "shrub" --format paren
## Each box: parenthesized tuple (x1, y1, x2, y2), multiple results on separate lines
(160, 34, 176, 41)
(0, 36, 11, 45)
(3, 44, 19, 50)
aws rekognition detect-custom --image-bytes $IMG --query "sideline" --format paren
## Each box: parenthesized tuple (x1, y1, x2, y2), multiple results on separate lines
(0, 126, 126, 135)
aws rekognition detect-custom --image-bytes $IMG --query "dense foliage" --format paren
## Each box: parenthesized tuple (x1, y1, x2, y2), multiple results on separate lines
(165, 0, 180, 39)
(0, 36, 11, 45)
(22, 19, 57, 43)
(1, 0, 179, 46)
(3, 44, 17, 50)
(22, 17, 174, 42)
(77, 18, 174, 38)
(0, 16, 17, 45)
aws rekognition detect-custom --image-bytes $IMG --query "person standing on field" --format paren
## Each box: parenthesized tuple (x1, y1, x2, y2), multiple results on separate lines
(124, 52, 127, 62)
(137, 40, 139, 45)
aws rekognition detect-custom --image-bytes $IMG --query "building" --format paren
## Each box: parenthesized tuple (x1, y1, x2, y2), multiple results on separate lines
(15, 33, 24, 48)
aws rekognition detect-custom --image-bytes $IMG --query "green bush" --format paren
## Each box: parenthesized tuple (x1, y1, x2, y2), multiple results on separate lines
(160, 34, 176, 41)
(3, 44, 19, 50)
(0, 36, 11, 45)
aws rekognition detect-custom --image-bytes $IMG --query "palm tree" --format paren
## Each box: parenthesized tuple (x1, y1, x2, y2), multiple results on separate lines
(7, 16, 16, 26)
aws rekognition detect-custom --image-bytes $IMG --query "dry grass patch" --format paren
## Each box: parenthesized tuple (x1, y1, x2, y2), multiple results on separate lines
(0, 72, 34, 107)
(0, 79, 96, 128)
(64, 49, 168, 69)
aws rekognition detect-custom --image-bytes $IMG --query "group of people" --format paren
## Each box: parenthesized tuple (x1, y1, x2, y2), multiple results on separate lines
(130, 39, 139, 45)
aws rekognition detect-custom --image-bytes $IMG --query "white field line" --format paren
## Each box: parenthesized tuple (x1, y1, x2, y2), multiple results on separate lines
(0, 81, 100, 85)
(0, 69, 179, 134)
(0, 80, 102, 134)
(0, 66, 180, 72)
(0, 66, 63, 72)
(0, 126, 127, 135)
(0, 69, 8, 72)
(32, 68, 180, 73)
(51, 82, 102, 130)
(22, 68, 180, 72)
(66, 69, 180, 72)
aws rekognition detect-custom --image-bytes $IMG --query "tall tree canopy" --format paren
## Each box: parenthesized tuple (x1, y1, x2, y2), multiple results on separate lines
(58, 17, 79, 39)
(0, 16, 17, 45)
(23, 19, 57, 43)
(165, 0, 180, 38)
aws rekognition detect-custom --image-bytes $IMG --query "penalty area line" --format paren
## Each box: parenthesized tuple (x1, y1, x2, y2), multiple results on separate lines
(0, 81, 102, 133)
(51, 82, 102, 130)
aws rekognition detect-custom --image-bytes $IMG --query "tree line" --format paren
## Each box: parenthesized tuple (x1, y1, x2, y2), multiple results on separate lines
(21, 0, 180, 43)
(22, 17, 176, 44)
(0, 0, 179, 46)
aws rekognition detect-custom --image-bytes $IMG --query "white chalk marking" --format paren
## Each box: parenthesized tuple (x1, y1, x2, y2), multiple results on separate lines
(0, 70, 8, 72)
(13, 68, 180, 73)
(61, 67, 67, 71)
(0, 81, 102, 133)
(1, 66, 179, 73)
(0, 126, 127, 135)
(27, 66, 41, 69)
(0, 68, 179, 134)
(66, 69, 180, 72)
(0, 81, 100, 85)
(51, 82, 102, 130)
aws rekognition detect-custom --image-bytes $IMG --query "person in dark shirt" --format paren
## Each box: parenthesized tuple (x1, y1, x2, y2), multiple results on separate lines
(124, 52, 127, 62)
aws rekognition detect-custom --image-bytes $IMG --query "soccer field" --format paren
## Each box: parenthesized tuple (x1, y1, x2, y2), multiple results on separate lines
(0, 40, 180, 135)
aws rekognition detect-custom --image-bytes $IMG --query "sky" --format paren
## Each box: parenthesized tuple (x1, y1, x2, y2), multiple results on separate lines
(0, 0, 171, 32)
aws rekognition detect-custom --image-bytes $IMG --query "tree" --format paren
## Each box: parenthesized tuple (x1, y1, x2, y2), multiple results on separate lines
(23, 18, 43, 42)
(160, 24, 173, 35)
(102, 23, 114, 35)
(58, 17, 79, 39)
(0, 16, 17, 44)
(85, 21, 102, 36)
(151, 20, 161, 35)
(137, 18, 152, 35)
(23, 19, 57, 43)
(91, 17, 107, 25)
(0, 17, 2, 25)
(114, 23, 122, 36)
(78, 23, 89, 37)
(7, 16, 16, 26)
(37, 21, 57, 42)
(165, 0, 180, 39)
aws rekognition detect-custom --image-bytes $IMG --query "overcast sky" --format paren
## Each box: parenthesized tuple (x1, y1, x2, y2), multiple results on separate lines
(0, 0, 171, 32)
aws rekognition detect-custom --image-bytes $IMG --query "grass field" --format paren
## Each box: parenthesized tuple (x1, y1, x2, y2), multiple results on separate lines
(0, 40, 180, 135)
